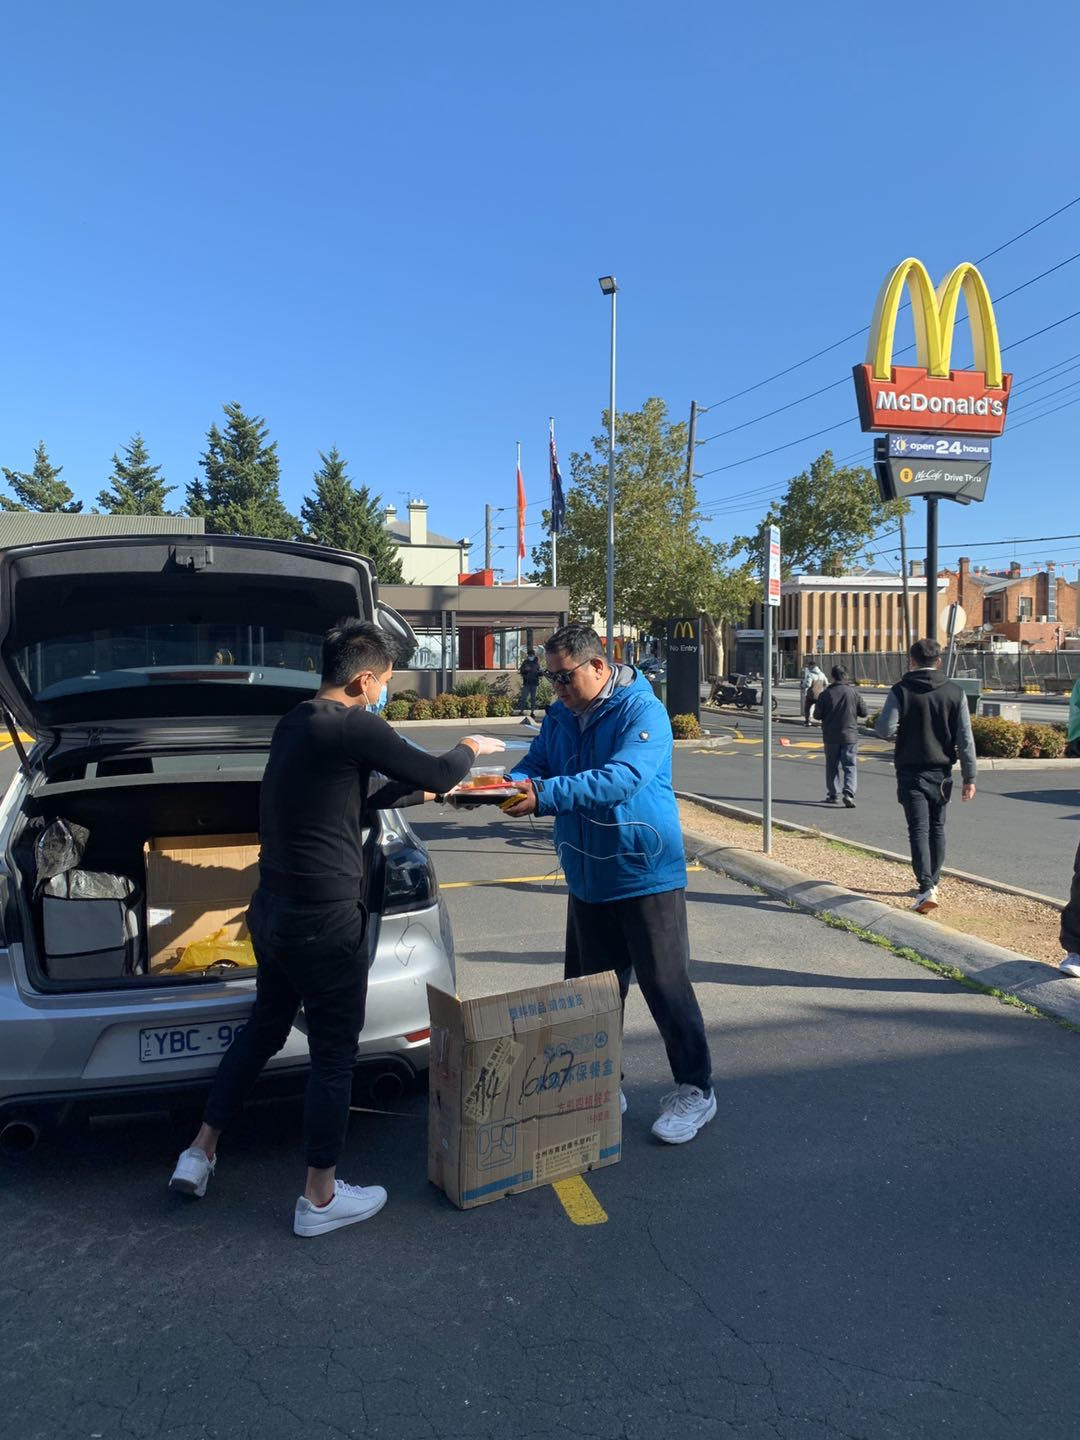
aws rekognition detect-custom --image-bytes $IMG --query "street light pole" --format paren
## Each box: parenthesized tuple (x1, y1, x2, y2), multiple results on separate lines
(599, 276, 618, 661)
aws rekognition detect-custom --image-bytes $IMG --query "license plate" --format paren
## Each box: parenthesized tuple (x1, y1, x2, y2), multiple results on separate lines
(139, 1019, 247, 1064)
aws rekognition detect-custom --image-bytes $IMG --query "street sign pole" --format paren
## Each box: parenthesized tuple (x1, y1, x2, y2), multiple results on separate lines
(763, 524, 781, 855)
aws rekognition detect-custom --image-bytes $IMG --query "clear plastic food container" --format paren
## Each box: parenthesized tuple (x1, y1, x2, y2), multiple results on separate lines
(458, 766, 510, 791)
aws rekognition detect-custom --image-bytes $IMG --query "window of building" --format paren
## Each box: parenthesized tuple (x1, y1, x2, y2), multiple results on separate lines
(1018, 596, 1033, 620)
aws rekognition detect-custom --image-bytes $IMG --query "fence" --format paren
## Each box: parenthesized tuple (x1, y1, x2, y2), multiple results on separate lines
(813, 649, 1080, 691)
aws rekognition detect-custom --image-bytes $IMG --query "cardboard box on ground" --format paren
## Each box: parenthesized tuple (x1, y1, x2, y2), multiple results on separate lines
(144, 834, 260, 973)
(428, 972, 623, 1209)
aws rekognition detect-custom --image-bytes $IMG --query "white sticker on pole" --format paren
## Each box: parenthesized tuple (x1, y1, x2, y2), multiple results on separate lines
(766, 525, 781, 607)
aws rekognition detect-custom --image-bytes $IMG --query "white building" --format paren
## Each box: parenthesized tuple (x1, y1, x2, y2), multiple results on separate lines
(384, 500, 471, 585)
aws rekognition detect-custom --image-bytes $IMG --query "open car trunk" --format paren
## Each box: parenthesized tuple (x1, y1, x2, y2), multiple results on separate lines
(10, 769, 380, 994)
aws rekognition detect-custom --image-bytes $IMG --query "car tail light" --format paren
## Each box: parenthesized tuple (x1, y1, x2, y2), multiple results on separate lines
(404, 1028, 430, 1043)
(380, 840, 438, 915)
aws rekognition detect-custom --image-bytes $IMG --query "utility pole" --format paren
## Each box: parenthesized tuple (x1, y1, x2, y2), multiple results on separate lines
(485, 504, 493, 571)
(899, 512, 912, 656)
(684, 400, 698, 508)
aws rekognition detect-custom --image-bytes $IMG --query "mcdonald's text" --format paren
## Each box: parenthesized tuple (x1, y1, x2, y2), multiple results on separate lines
(853, 364, 1011, 436)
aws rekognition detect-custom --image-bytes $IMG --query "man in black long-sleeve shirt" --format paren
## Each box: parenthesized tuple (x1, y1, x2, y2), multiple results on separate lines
(169, 619, 505, 1236)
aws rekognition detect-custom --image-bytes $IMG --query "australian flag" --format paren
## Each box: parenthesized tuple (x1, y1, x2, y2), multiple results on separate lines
(549, 421, 566, 535)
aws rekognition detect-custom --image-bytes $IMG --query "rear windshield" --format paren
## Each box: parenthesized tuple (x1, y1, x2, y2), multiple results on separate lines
(17, 623, 324, 703)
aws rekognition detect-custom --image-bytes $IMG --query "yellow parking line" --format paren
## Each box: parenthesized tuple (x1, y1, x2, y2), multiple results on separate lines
(552, 1174, 608, 1225)
(441, 863, 703, 891)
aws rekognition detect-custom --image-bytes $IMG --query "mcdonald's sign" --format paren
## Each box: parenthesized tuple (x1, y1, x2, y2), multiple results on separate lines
(671, 621, 695, 640)
(853, 258, 1012, 436)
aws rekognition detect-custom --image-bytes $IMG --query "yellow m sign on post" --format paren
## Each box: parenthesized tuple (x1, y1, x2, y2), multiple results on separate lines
(866, 258, 1003, 387)
(853, 257, 1011, 436)
(672, 621, 694, 641)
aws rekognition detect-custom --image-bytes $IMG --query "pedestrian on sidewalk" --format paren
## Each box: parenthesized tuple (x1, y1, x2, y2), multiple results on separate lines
(1060, 838, 1080, 977)
(876, 637, 977, 915)
(1066, 675, 1080, 760)
(168, 619, 507, 1236)
(801, 658, 827, 726)
(813, 665, 867, 808)
(518, 648, 541, 715)
(500, 624, 716, 1145)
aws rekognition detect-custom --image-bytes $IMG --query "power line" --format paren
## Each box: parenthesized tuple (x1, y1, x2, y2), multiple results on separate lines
(696, 250, 1080, 447)
(697, 192, 1080, 412)
(696, 306, 1080, 483)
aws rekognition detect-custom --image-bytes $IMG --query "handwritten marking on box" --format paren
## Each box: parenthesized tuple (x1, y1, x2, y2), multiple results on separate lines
(463, 1035, 522, 1122)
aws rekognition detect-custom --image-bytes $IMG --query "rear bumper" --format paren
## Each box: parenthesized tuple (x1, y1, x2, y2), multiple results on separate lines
(0, 1049, 425, 1129)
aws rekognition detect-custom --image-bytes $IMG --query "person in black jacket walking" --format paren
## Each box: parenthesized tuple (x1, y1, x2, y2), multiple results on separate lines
(813, 665, 867, 808)
(876, 637, 977, 915)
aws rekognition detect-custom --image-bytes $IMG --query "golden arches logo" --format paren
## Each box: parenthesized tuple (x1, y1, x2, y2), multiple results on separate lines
(672, 621, 695, 640)
(866, 258, 1003, 389)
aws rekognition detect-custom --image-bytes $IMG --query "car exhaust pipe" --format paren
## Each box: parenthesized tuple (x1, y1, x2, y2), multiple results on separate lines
(369, 1070, 406, 1105)
(0, 1119, 40, 1156)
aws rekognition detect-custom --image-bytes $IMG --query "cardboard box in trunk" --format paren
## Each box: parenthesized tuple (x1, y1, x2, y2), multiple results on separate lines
(143, 834, 260, 972)
(427, 972, 622, 1210)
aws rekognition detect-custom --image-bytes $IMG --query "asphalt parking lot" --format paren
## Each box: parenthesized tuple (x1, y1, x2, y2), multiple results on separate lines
(2, 799, 1079, 1439)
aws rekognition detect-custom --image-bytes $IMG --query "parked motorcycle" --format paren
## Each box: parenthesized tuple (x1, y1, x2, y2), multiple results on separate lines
(710, 672, 778, 714)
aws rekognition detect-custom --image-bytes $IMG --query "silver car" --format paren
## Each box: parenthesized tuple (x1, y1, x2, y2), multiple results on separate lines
(0, 535, 456, 1154)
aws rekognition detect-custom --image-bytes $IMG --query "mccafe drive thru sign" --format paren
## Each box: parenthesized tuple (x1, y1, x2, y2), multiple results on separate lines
(852, 258, 1012, 436)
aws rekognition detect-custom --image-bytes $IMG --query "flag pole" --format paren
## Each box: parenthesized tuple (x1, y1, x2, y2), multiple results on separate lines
(521, 443, 527, 590)
(549, 417, 558, 589)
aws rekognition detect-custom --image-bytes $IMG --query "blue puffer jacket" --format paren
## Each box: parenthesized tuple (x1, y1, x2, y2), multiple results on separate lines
(506, 670, 687, 902)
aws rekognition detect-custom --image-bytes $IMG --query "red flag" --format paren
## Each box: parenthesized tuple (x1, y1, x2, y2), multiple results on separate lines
(516, 463, 526, 559)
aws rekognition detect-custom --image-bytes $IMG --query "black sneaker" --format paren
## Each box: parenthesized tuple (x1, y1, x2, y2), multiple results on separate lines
(843, 795, 856, 808)
(824, 796, 838, 804)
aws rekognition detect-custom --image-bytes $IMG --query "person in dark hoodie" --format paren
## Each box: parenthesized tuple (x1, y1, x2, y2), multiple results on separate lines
(876, 637, 977, 915)
(501, 623, 715, 1146)
(813, 665, 868, 808)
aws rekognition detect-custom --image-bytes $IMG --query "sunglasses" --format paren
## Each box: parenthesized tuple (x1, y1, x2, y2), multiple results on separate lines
(545, 660, 590, 686)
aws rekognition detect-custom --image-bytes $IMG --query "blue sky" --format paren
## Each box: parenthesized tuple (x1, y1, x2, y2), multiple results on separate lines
(2, 0, 1078, 581)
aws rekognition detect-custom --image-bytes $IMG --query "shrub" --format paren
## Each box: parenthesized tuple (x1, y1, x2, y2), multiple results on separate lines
(488, 693, 513, 718)
(393, 688, 420, 702)
(408, 698, 433, 721)
(1020, 723, 1066, 759)
(670, 713, 703, 740)
(453, 678, 491, 697)
(383, 699, 411, 722)
(431, 692, 462, 720)
(535, 677, 555, 710)
(970, 715, 1024, 758)
(458, 693, 488, 720)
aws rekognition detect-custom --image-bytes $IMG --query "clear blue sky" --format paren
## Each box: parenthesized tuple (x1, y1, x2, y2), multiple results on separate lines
(2, 0, 1078, 581)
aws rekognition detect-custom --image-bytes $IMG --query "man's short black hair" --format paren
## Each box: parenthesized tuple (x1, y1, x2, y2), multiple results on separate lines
(910, 637, 942, 667)
(322, 619, 397, 686)
(545, 623, 605, 662)
(831, 665, 848, 683)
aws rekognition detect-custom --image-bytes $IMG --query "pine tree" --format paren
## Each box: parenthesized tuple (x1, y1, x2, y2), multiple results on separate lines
(97, 433, 175, 514)
(299, 447, 404, 582)
(187, 403, 298, 539)
(1, 442, 82, 512)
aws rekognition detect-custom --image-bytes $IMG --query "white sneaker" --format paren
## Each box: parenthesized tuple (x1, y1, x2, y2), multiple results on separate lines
(1061, 954, 1080, 978)
(912, 886, 939, 914)
(651, 1085, 717, 1145)
(169, 1146, 215, 1197)
(293, 1179, 387, 1237)
(620, 1089, 627, 1115)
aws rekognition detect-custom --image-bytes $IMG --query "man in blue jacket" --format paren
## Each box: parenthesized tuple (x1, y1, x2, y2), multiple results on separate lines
(502, 624, 715, 1144)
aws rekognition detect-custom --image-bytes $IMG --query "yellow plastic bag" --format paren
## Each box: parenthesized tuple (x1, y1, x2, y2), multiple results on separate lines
(174, 928, 257, 973)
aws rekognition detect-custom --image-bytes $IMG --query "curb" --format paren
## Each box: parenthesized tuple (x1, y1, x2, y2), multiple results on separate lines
(681, 824, 1080, 1029)
(386, 716, 537, 729)
(674, 790, 1069, 907)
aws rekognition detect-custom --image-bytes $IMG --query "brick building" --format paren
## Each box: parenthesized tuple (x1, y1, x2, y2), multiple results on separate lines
(941, 558, 1079, 650)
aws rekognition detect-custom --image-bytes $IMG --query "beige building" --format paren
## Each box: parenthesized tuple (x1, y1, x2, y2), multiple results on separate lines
(384, 499, 471, 585)
(734, 570, 947, 674)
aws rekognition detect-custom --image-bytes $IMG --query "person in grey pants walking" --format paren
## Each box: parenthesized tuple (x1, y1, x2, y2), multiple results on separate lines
(813, 665, 867, 808)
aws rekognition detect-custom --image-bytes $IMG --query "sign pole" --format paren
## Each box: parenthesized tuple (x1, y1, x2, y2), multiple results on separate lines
(763, 599, 773, 855)
(763, 524, 781, 856)
(926, 497, 939, 642)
